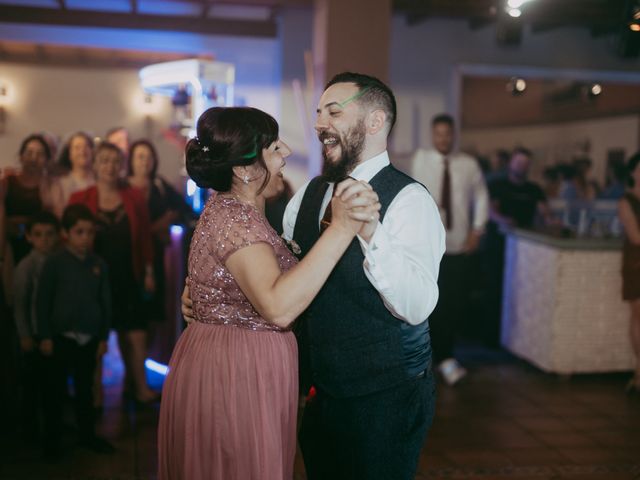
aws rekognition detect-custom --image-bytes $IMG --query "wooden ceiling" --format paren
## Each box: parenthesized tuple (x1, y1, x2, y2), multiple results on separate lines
(461, 76, 640, 129)
(0, 0, 634, 37)
(0, 40, 213, 69)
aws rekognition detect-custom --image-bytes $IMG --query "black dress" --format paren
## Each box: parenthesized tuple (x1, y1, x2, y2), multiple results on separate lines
(4, 175, 44, 264)
(143, 178, 194, 322)
(622, 193, 640, 301)
(94, 205, 145, 331)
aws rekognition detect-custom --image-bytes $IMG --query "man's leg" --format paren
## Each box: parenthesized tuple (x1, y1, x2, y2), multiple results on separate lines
(300, 371, 436, 480)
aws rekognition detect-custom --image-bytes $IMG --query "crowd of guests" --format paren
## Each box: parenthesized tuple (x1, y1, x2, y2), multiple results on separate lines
(410, 114, 640, 390)
(0, 128, 194, 460)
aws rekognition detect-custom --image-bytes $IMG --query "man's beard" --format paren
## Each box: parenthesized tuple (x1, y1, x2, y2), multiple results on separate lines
(320, 119, 366, 183)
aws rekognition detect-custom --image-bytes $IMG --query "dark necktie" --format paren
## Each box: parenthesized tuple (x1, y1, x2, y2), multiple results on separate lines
(441, 157, 452, 230)
(320, 191, 332, 233)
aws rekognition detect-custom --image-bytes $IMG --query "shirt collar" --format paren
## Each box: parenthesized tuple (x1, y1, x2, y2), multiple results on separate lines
(348, 150, 390, 183)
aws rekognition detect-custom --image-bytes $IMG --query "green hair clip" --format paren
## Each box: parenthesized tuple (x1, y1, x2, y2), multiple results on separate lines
(241, 148, 257, 160)
(338, 86, 371, 108)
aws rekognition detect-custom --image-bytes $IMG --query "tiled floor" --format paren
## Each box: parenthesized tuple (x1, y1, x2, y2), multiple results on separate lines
(1, 345, 639, 480)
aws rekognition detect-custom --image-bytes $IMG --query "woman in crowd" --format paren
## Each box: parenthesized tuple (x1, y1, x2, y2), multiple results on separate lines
(51, 132, 95, 218)
(69, 142, 158, 404)
(157, 107, 379, 479)
(1, 134, 54, 302)
(126, 139, 194, 324)
(619, 151, 640, 393)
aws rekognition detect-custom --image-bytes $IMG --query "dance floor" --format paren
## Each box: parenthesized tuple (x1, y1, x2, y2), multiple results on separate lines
(1, 343, 639, 480)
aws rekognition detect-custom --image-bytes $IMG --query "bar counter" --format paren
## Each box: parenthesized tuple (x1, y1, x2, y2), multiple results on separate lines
(501, 229, 635, 374)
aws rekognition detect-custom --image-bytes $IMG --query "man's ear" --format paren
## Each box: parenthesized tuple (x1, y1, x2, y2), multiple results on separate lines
(367, 109, 387, 135)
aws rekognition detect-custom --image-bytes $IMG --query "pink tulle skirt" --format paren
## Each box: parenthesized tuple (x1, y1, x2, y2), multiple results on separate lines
(157, 322, 298, 480)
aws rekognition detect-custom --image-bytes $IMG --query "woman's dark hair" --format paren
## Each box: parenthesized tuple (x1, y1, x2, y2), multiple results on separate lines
(185, 107, 279, 193)
(19, 134, 52, 162)
(95, 141, 125, 164)
(127, 139, 159, 179)
(626, 151, 640, 187)
(57, 131, 94, 170)
(61, 203, 95, 231)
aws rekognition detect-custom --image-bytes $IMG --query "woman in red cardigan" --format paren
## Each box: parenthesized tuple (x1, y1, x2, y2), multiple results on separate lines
(70, 142, 158, 405)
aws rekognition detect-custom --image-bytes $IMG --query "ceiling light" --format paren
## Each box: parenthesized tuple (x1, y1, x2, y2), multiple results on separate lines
(507, 77, 527, 95)
(590, 83, 602, 96)
(507, 8, 522, 17)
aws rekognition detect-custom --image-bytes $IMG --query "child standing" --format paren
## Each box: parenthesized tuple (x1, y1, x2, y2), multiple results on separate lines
(36, 204, 114, 458)
(13, 211, 60, 440)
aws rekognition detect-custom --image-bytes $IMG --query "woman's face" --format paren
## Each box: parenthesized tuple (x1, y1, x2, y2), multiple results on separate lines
(258, 139, 291, 199)
(130, 144, 155, 179)
(94, 149, 123, 185)
(20, 140, 48, 174)
(69, 135, 92, 170)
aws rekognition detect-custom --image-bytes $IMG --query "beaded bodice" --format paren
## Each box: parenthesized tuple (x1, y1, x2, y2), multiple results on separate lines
(188, 194, 298, 332)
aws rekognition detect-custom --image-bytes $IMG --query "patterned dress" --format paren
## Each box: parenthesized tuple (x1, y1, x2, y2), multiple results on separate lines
(158, 194, 299, 480)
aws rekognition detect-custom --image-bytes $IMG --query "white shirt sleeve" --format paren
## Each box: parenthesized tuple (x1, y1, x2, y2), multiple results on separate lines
(357, 183, 445, 325)
(471, 161, 489, 232)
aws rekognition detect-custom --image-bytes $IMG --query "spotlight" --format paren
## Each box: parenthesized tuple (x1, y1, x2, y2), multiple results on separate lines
(507, 77, 527, 95)
(507, 8, 522, 17)
(589, 83, 602, 96)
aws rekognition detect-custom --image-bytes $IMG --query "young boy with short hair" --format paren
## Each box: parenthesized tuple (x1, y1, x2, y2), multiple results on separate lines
(13, 210, 60, 439)
(36, 204, 114, 457)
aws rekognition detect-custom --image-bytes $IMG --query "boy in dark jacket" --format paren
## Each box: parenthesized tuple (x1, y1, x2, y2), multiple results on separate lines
(36, 204, 114, 457)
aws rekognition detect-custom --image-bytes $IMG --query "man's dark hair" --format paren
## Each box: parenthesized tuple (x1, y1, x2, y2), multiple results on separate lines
(61, 204, 95, 231)
(512, 147, 532, 158)
(26, 210, 59, 233)
(325, 72, 397, 134)
(626, 151, 640, 187)
(106, 126, 127, 139)
(431, 113, 454, 128)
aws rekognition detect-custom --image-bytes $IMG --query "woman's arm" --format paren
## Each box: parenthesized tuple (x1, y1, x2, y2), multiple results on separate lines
(226, 180, 379, 328)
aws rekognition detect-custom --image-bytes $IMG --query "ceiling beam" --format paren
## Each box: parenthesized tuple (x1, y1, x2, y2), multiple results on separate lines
(0, 5, 277, 38)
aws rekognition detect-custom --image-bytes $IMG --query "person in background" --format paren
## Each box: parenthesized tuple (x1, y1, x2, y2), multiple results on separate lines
(69, 142, 157, 405)
(50, 132, 95, 218)
(600, 160, 627, 200)
(36, 204, 113, 457)
(127, 139, 194, 324)
(618, 152, 640, 393)
(265, 178, 293, 235)
(483, 147, 551, 347)
(106, 127, 130, 160)
(1, 134, 54, 305)
(559, 158, 600, 201)
(542, 165, 562, 200)
(12, 211, 60, 442)
(411, 113, 488, 386)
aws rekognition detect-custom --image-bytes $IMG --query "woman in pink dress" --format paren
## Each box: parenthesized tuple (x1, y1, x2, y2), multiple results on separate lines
(157, 107, 380, 479)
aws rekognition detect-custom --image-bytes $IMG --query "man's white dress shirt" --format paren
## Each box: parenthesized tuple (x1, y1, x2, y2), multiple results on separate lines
(283, 151, 445, 326)
(410, 149, 488, 254)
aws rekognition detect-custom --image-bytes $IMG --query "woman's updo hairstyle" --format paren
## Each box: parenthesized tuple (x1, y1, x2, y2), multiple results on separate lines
(185, 107, 279, 193)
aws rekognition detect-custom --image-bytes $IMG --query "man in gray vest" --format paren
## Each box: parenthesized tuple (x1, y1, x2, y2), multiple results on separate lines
(283, 72, 445, 480)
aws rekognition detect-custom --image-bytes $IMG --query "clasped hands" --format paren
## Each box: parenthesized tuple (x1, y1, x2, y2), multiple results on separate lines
(331, 178, 381, 243)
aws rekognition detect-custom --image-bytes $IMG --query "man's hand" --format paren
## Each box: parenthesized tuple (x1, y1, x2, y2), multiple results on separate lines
(463, 230, 483, 254)
(181, 283, 195, 324)
(334, 179, 381, 243)
(96, 340, 108, 358)
(20, 336, 35, 353)
(40, 339, 53, 356)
